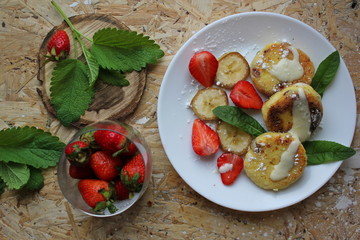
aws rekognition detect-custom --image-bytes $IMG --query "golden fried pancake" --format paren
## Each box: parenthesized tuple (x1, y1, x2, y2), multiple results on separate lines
(250, 42, 314, 97)
(262, 83, 323, 142)
(244, 132, 307, 191)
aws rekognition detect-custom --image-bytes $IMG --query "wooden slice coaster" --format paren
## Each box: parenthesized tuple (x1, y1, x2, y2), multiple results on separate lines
(37, 14, 147, 127)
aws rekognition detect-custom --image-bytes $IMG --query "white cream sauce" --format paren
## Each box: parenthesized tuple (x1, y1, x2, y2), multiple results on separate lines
(269, 46, 304, 82)
(289, 86, 311, 142)
(270, 85, 311, 181)
(270, 136, 301, 181)
(218, 163, 233, 173)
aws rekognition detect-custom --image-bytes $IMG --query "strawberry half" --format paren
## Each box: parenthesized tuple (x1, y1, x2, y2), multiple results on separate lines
(120, 153, 145, 192)
(189, 51, 218, 87)
(78, 179, 117, 213)
(47, 30, 70, 61)
(89, 151, 123, 181)
(192, 119, 220, 156)
(217, 153, 244, 185)
(65, 140, 90, 165)
(230, 80, 263, 109)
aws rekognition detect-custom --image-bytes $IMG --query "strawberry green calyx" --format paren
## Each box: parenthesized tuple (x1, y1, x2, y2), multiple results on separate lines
(94, 187, 117, 214)
(80, 131, 100, 150)
(65, 141, 90, 165)
(120, 171, 143, 192)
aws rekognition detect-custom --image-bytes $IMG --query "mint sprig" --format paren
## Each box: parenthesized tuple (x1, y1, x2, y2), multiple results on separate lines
(303, 140, 355, 165)
(0, 126, 65, 191)
(311, 51, 340, 96)
(213, 106, 266, 136)
(50, 1, 164, 126)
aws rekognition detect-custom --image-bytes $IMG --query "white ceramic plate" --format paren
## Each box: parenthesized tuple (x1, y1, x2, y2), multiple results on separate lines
(157, 12, 356, 212)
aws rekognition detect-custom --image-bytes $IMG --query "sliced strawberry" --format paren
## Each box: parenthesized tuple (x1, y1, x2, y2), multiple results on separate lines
(230, 80, 263, 109)
(189, 51, 218, 87)
(217, 153, 244, 185)
(192, 119, 219, 156)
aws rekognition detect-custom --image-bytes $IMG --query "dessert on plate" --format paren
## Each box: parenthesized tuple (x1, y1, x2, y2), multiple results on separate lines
(244, 132, 307, 191)
(250, 42, 315, 97)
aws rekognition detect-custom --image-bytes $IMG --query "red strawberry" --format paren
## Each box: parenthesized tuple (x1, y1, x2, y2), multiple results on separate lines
(189, 51, 218, 87)
(119, 142, 138, 157)
(78, 179, 117, 213)
(114, 179, 131, 200)
(192, 119, 219, 156)
(94, 125, 128, 154)
(65, 140, 90, 165)
(230, 80, 263, 109)
(120, 153, 145, 192)
(47, 30, 70, 61)
(217, 153, 244, 185)
(89, 151, 123, 181)
(69, 163, 95, 179)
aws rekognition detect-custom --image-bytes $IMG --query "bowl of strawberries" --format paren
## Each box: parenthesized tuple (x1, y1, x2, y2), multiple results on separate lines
(57, 120, 151, 217)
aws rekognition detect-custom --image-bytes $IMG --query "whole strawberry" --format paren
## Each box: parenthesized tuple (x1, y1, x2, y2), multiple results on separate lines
(65, 140, 90, 165)
(78, 179, 117, 213)
(94, 125, 128, 154)
(69, 163, 95, 179)
(89, 151, 122, 181)
(120, 153, 145, 192)
(114, 179, 131, 200)
(47, 30, 70, 61)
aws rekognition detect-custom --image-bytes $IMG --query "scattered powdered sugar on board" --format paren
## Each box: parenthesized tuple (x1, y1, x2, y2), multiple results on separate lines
(135, 116, 150, 125)
(335, 196, 353, 210)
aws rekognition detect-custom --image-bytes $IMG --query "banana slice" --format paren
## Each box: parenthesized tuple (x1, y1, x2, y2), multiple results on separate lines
(191, 87, 228, 120)
(216, 121, 252, 155)
(215, 52, 250, 89)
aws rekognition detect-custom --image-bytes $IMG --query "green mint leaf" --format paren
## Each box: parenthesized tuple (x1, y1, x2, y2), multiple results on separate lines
(0, 162, 30, 190)
(0, 126, 66, 168)
(82, 46, 100, 87)
(311, 51, 340, 96)
(23, 167, 44, 191)
(213, 106, 266, 136)
(303, 140, 356, 165)
(50, 59, 95, 126)
(90, 28, 164, 72)
(99, 68, 129, 86)
(0, 178, 6, 195)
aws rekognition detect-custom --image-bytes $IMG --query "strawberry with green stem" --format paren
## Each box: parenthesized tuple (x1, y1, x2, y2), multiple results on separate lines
(50, 1, 164, 127)
(65, 140, 90, 165)
(47, 29, 70, 61)
(120, 153, 145, 192)
(78, 179, 117, 213)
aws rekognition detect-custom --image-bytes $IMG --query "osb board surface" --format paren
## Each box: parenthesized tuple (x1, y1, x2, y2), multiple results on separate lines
(0, 0, 359, 239)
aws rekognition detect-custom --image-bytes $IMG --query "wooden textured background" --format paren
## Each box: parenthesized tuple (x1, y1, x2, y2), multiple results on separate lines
(0, 0, 359, 239)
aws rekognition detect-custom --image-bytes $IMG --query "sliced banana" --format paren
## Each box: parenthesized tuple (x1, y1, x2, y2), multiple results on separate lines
(215, 52, 250, 89)
(191, 87, 228, 120)
(216, 121, 252, 155)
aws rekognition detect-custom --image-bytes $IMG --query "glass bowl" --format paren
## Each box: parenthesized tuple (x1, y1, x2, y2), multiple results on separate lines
(57, 120, 152, 217)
